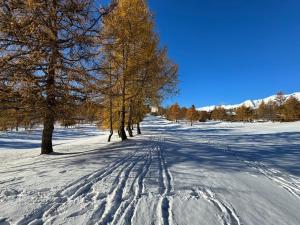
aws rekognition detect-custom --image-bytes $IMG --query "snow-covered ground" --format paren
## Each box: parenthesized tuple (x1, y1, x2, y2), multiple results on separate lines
(0, 116, 300, 225)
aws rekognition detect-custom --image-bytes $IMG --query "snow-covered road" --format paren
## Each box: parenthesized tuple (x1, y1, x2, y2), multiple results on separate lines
(1, 116, 300, 225)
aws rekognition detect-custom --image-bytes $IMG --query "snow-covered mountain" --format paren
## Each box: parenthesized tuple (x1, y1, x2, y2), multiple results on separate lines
(198, 92, 300, 112)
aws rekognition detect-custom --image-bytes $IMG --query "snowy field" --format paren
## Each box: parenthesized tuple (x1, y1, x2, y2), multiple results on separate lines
(0, 116, 300, 225)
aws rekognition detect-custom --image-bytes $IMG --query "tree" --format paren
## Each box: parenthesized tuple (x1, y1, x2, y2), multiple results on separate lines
(198, 111, 209, 122)
(100, 0, 149, 140)
(266, 100, 278, 121)
(257, 101, 268, 121)
(281, 96, 300, 122)
(235, 105, 253, 122)
(275, 91, 286, 106)
(99, 0, 178, 140)
(211, 107, 227, 121)
(186, 105, 199, 126)
(168, 103, 180, 122)
(0, 0, 114, 154)
(178, 107, 187, 120)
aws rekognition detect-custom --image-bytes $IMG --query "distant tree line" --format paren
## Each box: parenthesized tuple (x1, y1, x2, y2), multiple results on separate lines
(162, 92, 300, 124)
(0, 0, 178, 154)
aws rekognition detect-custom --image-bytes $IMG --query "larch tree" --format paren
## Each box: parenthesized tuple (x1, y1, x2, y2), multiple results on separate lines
(0, 0, 115, 154)
(168, 103, 180, 122)
(235, 105, 253, 122)
(99, 0, 155, 140)
(281, 96, 300, 122)
(198, 110, 209, 122)
(257, 101, 268, 121)
(99, 0, 178, 141)
(275, 91, 286, 106)
(179, 107, 188, 120)
(211, 107, 227, 121)
(186, 105, 199, 126)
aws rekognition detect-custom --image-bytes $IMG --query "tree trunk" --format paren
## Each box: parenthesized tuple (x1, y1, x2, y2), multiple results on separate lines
(119, 80, 127, 141)
(15, 108, 19, 132)
(41, 69, 56, 154)
(119, 46, 127, 141)
(41, 113, 54, 154)
(126, 102, 133, 137)
(137, 122, 141, 135)
(108, 69, 114, 142)
(119, 103, 127, 140)
(41, 18, 58, 154)
(108, 129, 113, 142)
(127, 126, 133, 137)
(41, 70, 56, 154)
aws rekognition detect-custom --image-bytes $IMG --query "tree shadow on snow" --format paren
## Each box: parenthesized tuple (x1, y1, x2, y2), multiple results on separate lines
(155, 129, 300, 176)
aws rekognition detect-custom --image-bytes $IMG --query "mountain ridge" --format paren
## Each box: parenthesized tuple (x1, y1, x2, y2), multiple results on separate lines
(198, 92, 300, 112)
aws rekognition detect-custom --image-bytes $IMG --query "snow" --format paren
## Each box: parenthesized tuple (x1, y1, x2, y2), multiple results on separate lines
(0, 116, 300, 225)
(198, 92, 300, 111)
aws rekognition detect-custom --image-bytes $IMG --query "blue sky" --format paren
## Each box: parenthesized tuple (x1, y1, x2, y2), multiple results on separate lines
(148, 0, 300, 108)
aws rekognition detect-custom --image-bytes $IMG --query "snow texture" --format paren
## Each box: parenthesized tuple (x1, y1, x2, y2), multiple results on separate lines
(0, 116, 300, 225)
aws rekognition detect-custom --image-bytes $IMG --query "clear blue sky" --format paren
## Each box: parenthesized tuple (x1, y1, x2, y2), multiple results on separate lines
(148, 0, 300, 108)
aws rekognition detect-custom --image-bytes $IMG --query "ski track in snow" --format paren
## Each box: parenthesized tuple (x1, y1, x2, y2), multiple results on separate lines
(15, 140, 158, 225)
(154, 136, 174, 225)
(202, 138, 300, 200)
(2, 117, 299, 225)
(16, 150, 139, 225)
(244, 161, 300, 199)
(190, 187, 241, 225)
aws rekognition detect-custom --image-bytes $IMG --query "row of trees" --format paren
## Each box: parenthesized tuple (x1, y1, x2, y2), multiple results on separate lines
(0, 0, 178, 154)
(165, 104, 201, 126)
(164, 94, 300, 124)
